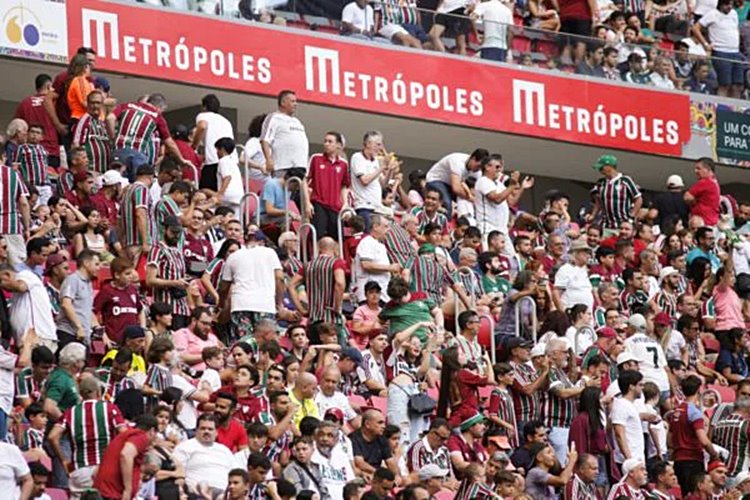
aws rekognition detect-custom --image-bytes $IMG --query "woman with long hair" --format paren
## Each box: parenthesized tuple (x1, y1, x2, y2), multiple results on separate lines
(564, 304, 596, 357)
(66, 53, 94, 122)
(436, 345, 493, 428)
(72, 206, 112, 262)
(568, 387, 609, 492)
(201, 238, 240, 304)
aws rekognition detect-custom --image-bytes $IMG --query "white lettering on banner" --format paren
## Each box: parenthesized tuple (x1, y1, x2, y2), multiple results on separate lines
(512, 79, 680, 145)
(304, 46, 484, 117)
(80, 8, 272, 84)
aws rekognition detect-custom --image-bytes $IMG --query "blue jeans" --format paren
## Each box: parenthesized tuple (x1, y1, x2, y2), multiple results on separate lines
(387, 382, 429, 450)
(549, 426, 570, 465)
(46, 434, 71, 488)
(356, 208, 375, 233)
(481, 47, 507, 62)
(0, 409, 7, 441)
(425, 181, 453, 219)
(112, 148, 150, 182)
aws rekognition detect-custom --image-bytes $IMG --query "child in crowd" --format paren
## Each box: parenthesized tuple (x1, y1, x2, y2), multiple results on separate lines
(200, 346, 224, 393)
(350, 281, 384, 349)
(487, 362, 519, 449)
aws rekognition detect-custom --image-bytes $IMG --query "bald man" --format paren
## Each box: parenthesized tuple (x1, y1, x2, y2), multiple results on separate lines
(289, 372, 320, 431)
(350, 409, 400, 479)
(288, 237, 347, 326)
(315, 366, 362, 430)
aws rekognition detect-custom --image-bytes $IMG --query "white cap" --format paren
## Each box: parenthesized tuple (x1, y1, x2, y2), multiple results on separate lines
(627, 313, 647, 332)
(530, 343, 547, 358)
(666, 174, 684, 188)
(622, 458, 645, 476)
(102, 169, 126, 187)
(733, 471, 750, 488)
(418, 464, 450, 481)
(658, 266, 679, 284)
(616, 352, 639, 366)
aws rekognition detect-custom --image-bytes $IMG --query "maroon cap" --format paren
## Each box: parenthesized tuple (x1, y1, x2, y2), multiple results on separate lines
(596, 327, 617, 339)
(324, 408, 345, 423)
(45, 253, 67, 275)
(73, 170, 91, 183)
(654, 312, 672, 326)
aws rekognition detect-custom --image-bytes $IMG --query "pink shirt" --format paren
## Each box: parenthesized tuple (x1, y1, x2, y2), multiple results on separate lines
(172, 327, 221, 371)
(713, 284, 745, 332)
(352, 305, 381, 349)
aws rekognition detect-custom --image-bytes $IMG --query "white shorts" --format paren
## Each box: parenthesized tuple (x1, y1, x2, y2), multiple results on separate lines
(379, 23, 409, 40)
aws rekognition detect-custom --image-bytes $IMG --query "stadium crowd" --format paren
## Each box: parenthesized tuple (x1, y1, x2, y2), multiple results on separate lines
(0, 44, 750, 500)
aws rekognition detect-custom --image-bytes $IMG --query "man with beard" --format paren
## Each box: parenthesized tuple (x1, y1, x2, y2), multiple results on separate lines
(478, 251, 510, 303)
(260, 391, 297, 476)
(607, 459, 648, 499)
(214, 392, 249, 453)
(145, 215, 191, 329)
(510, 235, 533, 277)
(311, 420, 355, 500)
(173, 306, 222, 373)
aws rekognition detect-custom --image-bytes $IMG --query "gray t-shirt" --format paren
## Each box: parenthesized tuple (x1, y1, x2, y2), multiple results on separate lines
(525, 467, 555, 500)
(56, 271, 93, 341)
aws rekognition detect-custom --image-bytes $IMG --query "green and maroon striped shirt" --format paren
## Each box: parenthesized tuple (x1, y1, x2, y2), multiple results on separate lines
(543, 366, 577, 428)
(303, 254, 347, 324)
(510, 360, 540, 423)
(711, 412, 750, 476)
(384, 222, 416, 267)
(153, 195, 181, 243)
(73, 114, 111, 174)
(57, 400, 126, 469)
(15, 143, 47, 186)
(0, 165, 29, 234)
(120, 181, 153, 247)
(590, 174, 641, 229)
(405, 254, 455, 304)
(147, 242, 190, 316)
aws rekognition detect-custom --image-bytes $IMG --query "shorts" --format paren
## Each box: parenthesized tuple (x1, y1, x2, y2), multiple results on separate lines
(481, 47, 507, 61)
(560, 18, 592, 45)
(404, 22, 429, 43)
(379, 23, 409, 40)
(434, 8, 470, 37)
(712, 50, 747, 86)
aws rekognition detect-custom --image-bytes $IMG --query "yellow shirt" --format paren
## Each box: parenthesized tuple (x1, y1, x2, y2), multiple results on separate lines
(101, 349, 146, 375)
(288, 389, 319, 429)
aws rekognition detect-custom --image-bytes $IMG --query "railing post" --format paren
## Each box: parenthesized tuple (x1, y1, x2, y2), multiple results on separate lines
(284, 176, 305, 232)
(337, 208, 356, 257)
(454, 266, 476, 333)
(298, 223, 318, 263)
(239, 192, 260, 231)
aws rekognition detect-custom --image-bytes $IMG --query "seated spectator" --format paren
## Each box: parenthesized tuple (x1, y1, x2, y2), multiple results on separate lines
(575, 43, 606, 77)
(341, 0, 376, 38)
(650, 55, 676, 89)
(373, 0, 423, 48)
(623, 52, 653, 84)
(173, 414, 236, 496)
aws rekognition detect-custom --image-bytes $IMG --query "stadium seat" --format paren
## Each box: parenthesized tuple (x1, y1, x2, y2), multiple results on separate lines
(708, 384, 735, 404)
(304, 15, 332, 27)
(702, 333, 720, 353)
(510, 35, 532, 53)
(477, 316, 493, 352)
(242, 194, 260, 225)
(370, 396, 388, 414)
(534, 39, 560, 59)
(246, 178, 265, 195)
(46, 489, 69, 500)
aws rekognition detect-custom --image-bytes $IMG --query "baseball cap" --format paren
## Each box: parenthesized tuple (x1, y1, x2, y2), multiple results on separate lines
(596, 326, 618, 339)
(124, 325, 146, 340)
(530, 343, 547, 358)
(340, 347, 364, 368)
(507, 337, 534, 351)
(616, 352, 639, 366)
(324, 408, 345, 423)
(593, 154, 618, 171)
(73, 170, 91, 183)
(654, 312, 672, 327)
(658, 266, 679, 284)
(488, 436, 512, 451)
(732, 471, 750, 488)
(102, 169, 125, 187)
(163, 215, 183, 232)
(418, 464, 450, 481)
(45, 253, 67, 275)
(666, 174, 684, 188)
(621, 458, 645, 476)
(627, 313, 647, 332)
(459, 413, 487, 432)
(707, 460, 727, 473)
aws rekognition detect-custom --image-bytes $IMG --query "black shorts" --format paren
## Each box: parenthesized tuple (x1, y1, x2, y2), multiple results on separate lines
(560, 18, 592, 45)
(434, 7, 470, 37)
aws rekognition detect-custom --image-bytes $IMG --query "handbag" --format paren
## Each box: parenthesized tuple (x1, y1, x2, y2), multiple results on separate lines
(393, 383, 436, 416)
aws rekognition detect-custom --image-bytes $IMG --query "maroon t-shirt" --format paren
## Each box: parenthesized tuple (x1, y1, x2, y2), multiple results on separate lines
(93, 428, 150, 498)
(52, 71, 72, 125)
(183, 232, 214, 274)
(558, 0, 592, 20)
(308, 153, 350, 212)
(90, 191, 120, 228)
(15, 94, 59, 156)
(668, 401, 705, 462)
(93, 282, 142, 345)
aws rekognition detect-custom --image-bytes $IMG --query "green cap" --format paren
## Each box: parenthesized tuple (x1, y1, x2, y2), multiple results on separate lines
(459, 413, 487, 432)
(593, 154, 618, 171)
(418, 243, 437, 255)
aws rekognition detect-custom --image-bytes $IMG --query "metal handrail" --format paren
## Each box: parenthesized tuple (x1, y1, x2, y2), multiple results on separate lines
(298, 223, 318, 263)
(337, 207, 357, 257)
(478, 313, 496, 365)
(284, 176, 305, 232)
(239, 192, 260, 230)
(234, 143, 247, 191)
(514, 295, 538, 342)
(185, 162, 199, 189)
(453, 266, 477, 333)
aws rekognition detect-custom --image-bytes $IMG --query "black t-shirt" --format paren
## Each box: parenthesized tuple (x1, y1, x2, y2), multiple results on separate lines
(350, 429, 392, 468)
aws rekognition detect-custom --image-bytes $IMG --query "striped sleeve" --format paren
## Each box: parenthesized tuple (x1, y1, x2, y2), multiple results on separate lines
(72, 114, 90, 145)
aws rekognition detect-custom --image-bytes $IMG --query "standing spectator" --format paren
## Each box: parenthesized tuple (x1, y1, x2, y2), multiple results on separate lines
(65, 53, 94, 123)
(47, 376, 127, 495)
(215, 138, 245, 217)
(306, 132, 350, 239)
(219, 228, 293, 340)
(4, 119, 28, 169)
(2, 257, 57, 351)
(56, 250, 100, 349)
(622, 314, 670, 398)
(474, 155, 522, 236)
(588, 155, 642, 236)
(145, 216, 191, 330)
(350, 131, 396, 232)
(193, 94, 235, 191)
(425, 149, 488, 220)
(470, 0, 513, 61)
(15, 73, 59, 168)
(93, 257, 144, 347)
(0, 162, 30, 266)
(182, 208, 214, 277)
(261, 90, 309, 177)
(14, 124, 50, 206)
(71, 90, 110, 174)
(153, 180, 191, 244)
(553, 240, 594, 311)
(508, 337, 549, 432)
(611, 370, 646, 468)
(289, 237, 347, 326)
(119, 164, 155, 265)
(429, 0, 472, 54)
(354, 214, 400, 303)
(693, 0, 745, 98)
(684, 157, 721, 227)
(558, 0, 596, 62)
(92, 415, 159, 500)
(107, 94, 193, 179)
(653, 174, 689, 228)
(0, 441, 32, 498)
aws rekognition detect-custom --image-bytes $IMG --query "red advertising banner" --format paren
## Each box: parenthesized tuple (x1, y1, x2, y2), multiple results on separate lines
(66, 0, 691, 156)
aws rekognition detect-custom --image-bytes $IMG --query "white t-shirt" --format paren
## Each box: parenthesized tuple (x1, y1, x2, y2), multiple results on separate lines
(260, 112, 309, 172)
(426, 152, 469, 184)
(350, 152, 382, 210)
(242, 137, 268, 181)
(196, 111, 235, 165)
(439, 0, 469, 13)
(0, 347, 17, 414)
(474, 175, 508, 234)
(353, 235, 391, 303)
(222, 246, 282, 314)
(624, 333, 670, 391)
(217, 155, 244, 206)
(173, 438, 235, 491)
(665, 330, 686, 361)
(171, 373, 198, 430)
(733, 240, 750, 275)
(0, 442, 29, 500)
(554, 263, 594, 310)
(10, 269, 57, 342)
(694, 0, 718, 16)
(474, 0, 512, 50)
(342, 1, 375, 31)
(700, 8, 740, 52)
(315, 391, 358, 422)
(311, 446, 356, 500)
(199, 367, 222, 393)
(610, 397, 645, 463)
